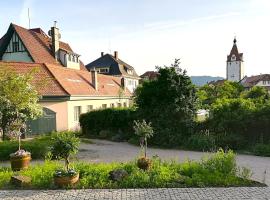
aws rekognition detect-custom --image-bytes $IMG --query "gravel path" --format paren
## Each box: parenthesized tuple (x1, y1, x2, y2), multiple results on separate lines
(78, 139, 270, 185)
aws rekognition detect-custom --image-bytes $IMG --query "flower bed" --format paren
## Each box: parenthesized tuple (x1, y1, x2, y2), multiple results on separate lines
(0, 150, 265, 189)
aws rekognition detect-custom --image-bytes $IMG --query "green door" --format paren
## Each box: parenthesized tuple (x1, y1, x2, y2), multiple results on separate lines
(27, 107, 56, 135)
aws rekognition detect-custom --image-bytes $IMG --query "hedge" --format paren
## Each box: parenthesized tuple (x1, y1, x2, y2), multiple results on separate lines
(79, 108, 137, 140)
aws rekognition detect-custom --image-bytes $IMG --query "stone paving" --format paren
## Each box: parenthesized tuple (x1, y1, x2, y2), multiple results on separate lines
(0, 187, 270, 200)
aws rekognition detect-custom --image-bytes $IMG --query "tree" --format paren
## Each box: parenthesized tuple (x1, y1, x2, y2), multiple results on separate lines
(242, 86, 269, 103)
(133, 120, 154, 158)
(50, 131, 80, 171)
(134, 59, 197, 146)
(0, 67, 42, 140)
(197, 81, 244, 109)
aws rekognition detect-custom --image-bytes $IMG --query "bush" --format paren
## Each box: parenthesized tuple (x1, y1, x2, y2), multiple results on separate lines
(0, 135, 52, 161)
(253, 143, 270, 157)
(0, 150, 260, 189)
(80, 108, 137, 140)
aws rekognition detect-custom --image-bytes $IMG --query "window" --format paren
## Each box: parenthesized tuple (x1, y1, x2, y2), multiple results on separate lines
(99, 68, 109, 73)
(74, 106, 81, 122)
(68, 54, 71, 61)
(268, 81, 270, 84)
(12, 42, 19, 52)
(110, 103, 115, 108)
(117, 103, 122, 107)
(87, 105, 93, 112)
(123, 102, 127, 107)
(263, 81, 267, 85)
(102, 104, 107, 109)
(72, 55, 75, 62)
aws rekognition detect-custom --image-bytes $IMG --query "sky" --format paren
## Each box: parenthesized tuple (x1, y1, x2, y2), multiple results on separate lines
(0, 0, 269, 77)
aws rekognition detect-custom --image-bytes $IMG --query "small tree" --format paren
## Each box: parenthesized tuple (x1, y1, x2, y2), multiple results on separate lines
(0, 67, 42, 140)
(50, 132, 80, 171)
(133, 120, 154, 158)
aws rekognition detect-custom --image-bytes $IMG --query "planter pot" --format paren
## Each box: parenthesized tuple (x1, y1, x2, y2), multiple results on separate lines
(54, 173, 79, 187)
(10, 154, 31, 171)
(137, 157, 151, 170)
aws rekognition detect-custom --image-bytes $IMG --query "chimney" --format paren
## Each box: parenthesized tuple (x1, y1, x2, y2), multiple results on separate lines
(114, 51, 118, 60)
(101, 52, 104, 57)
(121, 77, 126, 92)
(49, 21, 60, 60)
(91, 68, 98, 90)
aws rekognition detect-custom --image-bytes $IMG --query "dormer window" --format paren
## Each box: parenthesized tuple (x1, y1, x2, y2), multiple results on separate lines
(98, 68, 109, 73)
(127, 69, 133, 75)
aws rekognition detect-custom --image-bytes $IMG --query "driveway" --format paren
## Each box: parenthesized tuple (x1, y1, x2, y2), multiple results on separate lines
(78, 139, 270, 185)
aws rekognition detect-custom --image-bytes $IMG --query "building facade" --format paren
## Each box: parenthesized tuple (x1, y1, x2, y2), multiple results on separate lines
(0, 23, 132, 133)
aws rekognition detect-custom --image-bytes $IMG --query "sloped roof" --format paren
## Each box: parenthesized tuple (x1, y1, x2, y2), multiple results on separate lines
(140, 71, 159, 80)
(0, 61, 68, 96)
(208, 79, 226, 86)
(86, 53, 140, 79)
(227, 39, 243, 62)
(0, 23, 78, 65)
(0, 61, 132, 97)
(241, 74, 270, 87)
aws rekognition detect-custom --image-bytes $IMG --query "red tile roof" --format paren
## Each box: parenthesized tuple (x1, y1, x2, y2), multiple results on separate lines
(0, 61, 132, 97)
(0, 23, 78, 65)
(241, 74, 270, 87)
(140, 71, 159, 80)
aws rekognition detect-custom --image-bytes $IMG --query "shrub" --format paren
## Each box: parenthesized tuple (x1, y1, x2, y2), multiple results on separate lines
(187, 131, 216, 151)
(0, 135, 51, 161)
(253, 143, 270, 157)
(0, 150, 259, 189)
(80, 108, 137, 140)
(50, 131, 80, 171)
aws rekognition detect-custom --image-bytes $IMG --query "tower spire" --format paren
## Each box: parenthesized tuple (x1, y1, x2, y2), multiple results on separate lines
(233, 36, 237, 44)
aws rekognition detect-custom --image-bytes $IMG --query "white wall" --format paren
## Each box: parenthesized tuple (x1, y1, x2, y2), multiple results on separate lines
(125, 78, 139, 93)
(227, 61, 244, 82)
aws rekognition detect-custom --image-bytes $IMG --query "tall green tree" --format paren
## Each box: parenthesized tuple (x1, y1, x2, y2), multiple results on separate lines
(0, 67, 42, 140)
(134, 59, 197, 146)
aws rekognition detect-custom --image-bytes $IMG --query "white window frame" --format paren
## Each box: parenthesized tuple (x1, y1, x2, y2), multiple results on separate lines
(74, 106, 81, 122)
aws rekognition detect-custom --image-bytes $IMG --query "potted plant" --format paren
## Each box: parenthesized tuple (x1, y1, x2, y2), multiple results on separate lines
(50, 131, 80, 187)
(133, 120, 154, 170)
(10, 122, 31, 171)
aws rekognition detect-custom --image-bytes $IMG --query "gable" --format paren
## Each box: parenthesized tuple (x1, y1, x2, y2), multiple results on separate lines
(2, 32, 33, 62)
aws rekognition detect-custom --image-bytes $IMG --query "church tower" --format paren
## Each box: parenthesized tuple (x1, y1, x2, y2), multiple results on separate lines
(226, 38, 244, 82)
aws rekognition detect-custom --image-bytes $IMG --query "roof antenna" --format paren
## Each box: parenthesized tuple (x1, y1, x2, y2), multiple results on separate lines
(28, 8, 31, 29)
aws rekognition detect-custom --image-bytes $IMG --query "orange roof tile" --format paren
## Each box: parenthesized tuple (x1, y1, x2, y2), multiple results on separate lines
(0, 61, 132, 97)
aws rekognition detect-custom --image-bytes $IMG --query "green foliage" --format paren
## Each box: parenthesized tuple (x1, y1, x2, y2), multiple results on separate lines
(253, 143, 270, 157)
(134, 59, 197, 146)
(79, 108, 137, 140)
(197, 81, 244, 109)
(0, 135, 52, 161)
(0, 150, 259, 189)
(0, 66, 42, 140)
(50, 131, 80, 171)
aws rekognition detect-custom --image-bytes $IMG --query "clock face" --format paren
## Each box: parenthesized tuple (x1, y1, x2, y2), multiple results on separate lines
(231, 54, 236, 61)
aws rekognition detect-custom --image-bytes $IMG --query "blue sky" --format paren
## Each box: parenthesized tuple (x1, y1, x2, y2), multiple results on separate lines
(0, 0, 269, 77)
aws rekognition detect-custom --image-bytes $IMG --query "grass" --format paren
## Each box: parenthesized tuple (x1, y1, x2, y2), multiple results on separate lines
(0, 149, 265, 189)
(0, 135, 52, 161)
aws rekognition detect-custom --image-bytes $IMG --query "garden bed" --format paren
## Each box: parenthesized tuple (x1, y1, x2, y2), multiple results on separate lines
(0, 150, 265, 189)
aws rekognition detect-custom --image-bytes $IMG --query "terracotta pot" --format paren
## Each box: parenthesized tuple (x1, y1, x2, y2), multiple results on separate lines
(10, 154, 31, 171)
(137, 157, 151, 170)
(54, 173, 79, 187)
